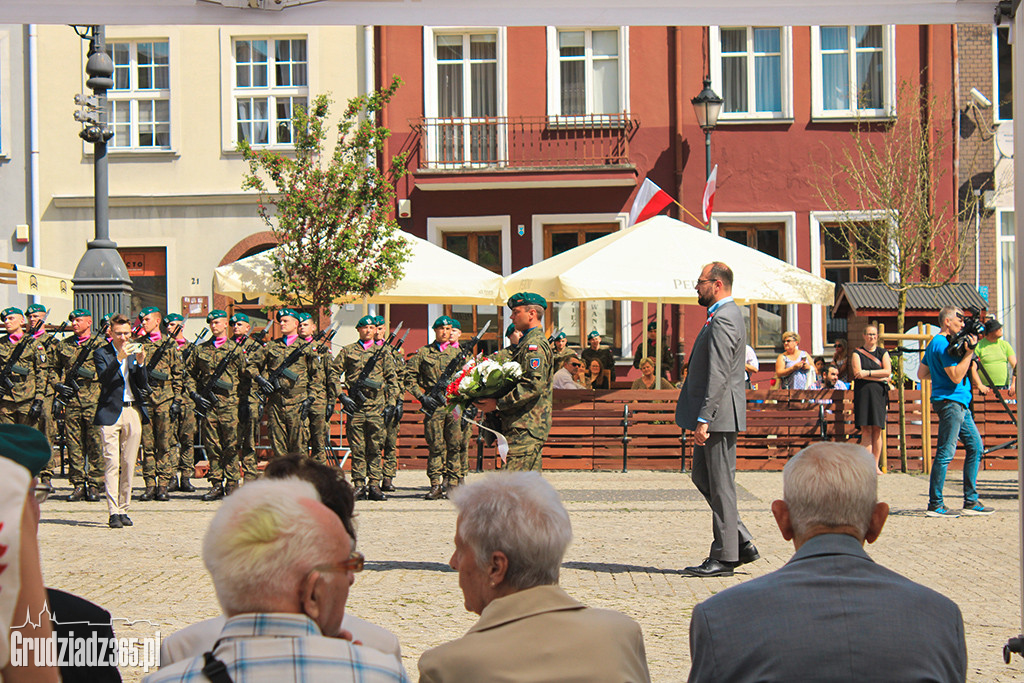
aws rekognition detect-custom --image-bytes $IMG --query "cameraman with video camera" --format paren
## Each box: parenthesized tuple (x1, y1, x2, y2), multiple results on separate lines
(917, 306, 993, 518)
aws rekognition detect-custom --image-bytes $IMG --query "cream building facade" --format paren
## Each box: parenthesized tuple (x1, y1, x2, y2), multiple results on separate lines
(34, 24, 365, 337)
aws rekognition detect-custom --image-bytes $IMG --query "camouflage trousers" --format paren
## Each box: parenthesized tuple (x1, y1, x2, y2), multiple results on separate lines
(237, 405, 259, 480)
(424, 409, 462, 484)
(304, 402, 330, 465)
(37, 399, 61, 482)
(382, 419, 399, 479)
(505, 432, 545, 472)
(267, 398, 306, 458)
(458, 415, 473, 478)
(141, 401, 175, 486)
(62, 406, 105, 487)
(173, 402, 196, 478)
(202, 406, 239, 484)
(0, 398, 39, 428)
(347, 409, 384, 485)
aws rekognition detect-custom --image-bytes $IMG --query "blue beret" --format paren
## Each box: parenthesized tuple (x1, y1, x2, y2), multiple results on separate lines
(0, 424, 51, 478)
(165, 313, 185, 324)
(69, 308, 92, 320)
(228, 312, 249, 324)
(137, 306, 160, 320)
(450, 318, 462, 330)
(296, 312, 312, 322)
(553, 331, 567, 341)
(206, 309, 228, 323)
(432, 316, 451, 329)
(373, 315, 386, 326)
(356, 315, 376, 328)
(587, 331, 601, 340)
(505, 323, 516, 337)
(25, 304, 46, 315)
(2, 307, 24, 320)
(276, 308, 298, 321)
(506, 292, 547, 309)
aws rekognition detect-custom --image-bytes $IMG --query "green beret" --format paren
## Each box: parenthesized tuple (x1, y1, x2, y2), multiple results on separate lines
(373, 315, 386, 326)
(137, 306, 160, 320)
(25, 304, 46, 315)
(276, 308, 298, 321)
(553, 331, 567, 341)
(229, 312, 249, 325)
(206, 309, 228, 323)
(506, 292, 547, 309)
(450, 318, 462, 330)
(587, 330, 600, 340)
(69, 308, 92, 320)
(432, 316, 450, 329)
(296, 312, 312, 322)
(356, 315, 376, 328)
(165, 313, 185, 324)
(505, 323, 516, 337)
(647, 321, 658, 331)
(2, 307, 24, 320)
(0, 424, 51, 478)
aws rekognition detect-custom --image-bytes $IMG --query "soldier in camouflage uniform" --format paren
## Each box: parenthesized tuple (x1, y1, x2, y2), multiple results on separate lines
(376, 315, 405, 492)
(231, 312, 265, 481)
(0, 307, 46, 432)
(407, 316, 462, 499)
(298, 312, 330, 464)
(190, 310, 247, 501)
(26, 304, 61, 491)
(551, 331, 575, 368)
(580, 330, 615, 378)
(51, 308, 105, 501)
(137, 307, 185, 502)
(166, 313, 198, 493)
(258, 308, 322, 459)
(491, 323, 522, 364)
(474, 293, 553, 472)
(337, 315, 398, 501)
(449, 321, 474, 484)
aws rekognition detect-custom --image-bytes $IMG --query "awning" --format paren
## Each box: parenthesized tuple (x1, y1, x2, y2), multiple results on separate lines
(832, 282, 989, 317)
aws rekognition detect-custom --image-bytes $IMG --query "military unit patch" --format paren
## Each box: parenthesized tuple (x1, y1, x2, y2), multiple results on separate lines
(528, 345, 538, 351)
(530, 358, 541, 369)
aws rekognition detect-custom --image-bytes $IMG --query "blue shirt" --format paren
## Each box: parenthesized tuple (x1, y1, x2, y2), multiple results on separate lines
(924, 334, 971, 407)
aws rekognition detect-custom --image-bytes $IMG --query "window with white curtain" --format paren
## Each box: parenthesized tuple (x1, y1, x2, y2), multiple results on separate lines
(811, 25, 895, 119)
(546, 27, 628, 123)
(232, 37, 307, 147)
(106, 40, 171, 149)
(431, 31, 500, 165)
(710, 27, 792, 120)
(997, 211, 1016, 344)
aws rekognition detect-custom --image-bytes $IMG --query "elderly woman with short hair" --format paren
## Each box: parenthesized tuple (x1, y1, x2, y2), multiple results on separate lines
(418, 472, 651, 683)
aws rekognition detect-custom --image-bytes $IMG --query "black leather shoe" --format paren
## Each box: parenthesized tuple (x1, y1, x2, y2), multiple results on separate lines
(381, 477, 396, 492)
(367, 485, 387, 501)
(138, 486, 156, 502)
(424, 484, 445, 500)
(738, 542, 760, 566)
(354, 485, 368, 500)
(85, 486, 101, 502)
(684, 557, 736, 577)
(201, 485, 225, 502)
(108, 515, 123, 529)
(166, 477, 179, 493)
(178, 475, 196, 493)
(119, 514, 133, 527)
(154, 486, 169, 502)
(68, 485, 86, 502)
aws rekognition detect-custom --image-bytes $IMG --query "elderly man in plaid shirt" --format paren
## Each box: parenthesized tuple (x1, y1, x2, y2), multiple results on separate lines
(143, 478, 408, 683)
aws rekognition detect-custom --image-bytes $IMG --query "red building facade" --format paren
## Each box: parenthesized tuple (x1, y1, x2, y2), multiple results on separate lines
(377, 24, 957, 382)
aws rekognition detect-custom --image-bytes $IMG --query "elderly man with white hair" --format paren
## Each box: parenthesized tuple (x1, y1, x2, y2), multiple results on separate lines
(418, 472, 651, 683)
(687, 442, 967, 683)
(144, 479, 409, 682)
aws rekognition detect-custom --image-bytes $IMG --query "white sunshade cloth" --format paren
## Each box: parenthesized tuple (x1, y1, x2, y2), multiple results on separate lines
(213, 232, 506, 305)
(502, 215, 834, 305)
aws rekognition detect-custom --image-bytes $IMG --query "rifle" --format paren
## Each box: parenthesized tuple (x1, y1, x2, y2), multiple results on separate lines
(191, 335, 248, 417)
(339, 322, 403, 416)
(547, 327, 563, 343)
(0, 319, 45, 399)
(53, 319, 110, 406)
(316, 329, 337, 355)
(419, 319, 491, 417)
(254, 328, 332, 399)
(383, 329, 411, 427)
(42, 322, 69, 352)
(145, 316, 188, 380)
(181, 328, 209, 364)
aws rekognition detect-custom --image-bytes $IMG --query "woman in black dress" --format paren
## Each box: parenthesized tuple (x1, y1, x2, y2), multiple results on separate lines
(851, 325, 892, 473)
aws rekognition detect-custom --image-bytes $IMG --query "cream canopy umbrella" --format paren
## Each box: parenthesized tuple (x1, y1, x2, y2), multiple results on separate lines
(213, 232, 506, 305)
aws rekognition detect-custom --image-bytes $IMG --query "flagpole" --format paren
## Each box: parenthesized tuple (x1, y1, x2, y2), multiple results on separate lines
(669, 198, 707, 226)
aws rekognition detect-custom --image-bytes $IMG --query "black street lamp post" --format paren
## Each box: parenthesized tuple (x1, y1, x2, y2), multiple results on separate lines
(691, 76, 724, 181)
(71, 25, 132, 321)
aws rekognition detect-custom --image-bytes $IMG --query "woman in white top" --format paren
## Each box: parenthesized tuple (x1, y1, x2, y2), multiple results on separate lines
(775, 331, 814, 390)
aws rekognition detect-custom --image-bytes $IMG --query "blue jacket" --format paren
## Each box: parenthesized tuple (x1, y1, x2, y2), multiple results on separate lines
(93, 342, 150, 426)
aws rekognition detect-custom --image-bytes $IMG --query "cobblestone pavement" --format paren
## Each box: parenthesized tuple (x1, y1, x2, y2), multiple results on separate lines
(37, 469, 1024, 682)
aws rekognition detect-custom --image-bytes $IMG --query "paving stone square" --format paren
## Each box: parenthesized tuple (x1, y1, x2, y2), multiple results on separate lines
(36, 469, 1024, 682)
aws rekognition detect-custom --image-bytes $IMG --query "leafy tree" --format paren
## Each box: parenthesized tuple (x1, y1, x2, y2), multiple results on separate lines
(240, 76, 410, 315)
(813, 84, 975, 471)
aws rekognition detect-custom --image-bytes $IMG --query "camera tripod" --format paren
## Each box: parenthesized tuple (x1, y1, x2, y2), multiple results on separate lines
(972, 356, 1018, 455)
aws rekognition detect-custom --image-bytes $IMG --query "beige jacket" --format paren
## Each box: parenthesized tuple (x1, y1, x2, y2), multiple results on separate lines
(418, 585, 650, 683)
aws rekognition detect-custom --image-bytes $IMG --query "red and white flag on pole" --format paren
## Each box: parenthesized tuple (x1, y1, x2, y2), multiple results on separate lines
(628, 178, 673, 226)
(701, 164, 718, 223)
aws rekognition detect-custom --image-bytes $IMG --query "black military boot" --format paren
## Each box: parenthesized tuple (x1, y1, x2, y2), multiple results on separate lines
(154, 486, 169, 502)
(224, 481, 239, 496)
(424, 483, 445, 500)
(201, 484, 225, 502)
(67, 485, 86, 502)
(381, 477, 396, 492)
(85, 486, 101, 502)
(166, 476, 180, 493)
(138, 486, 156, 502)
(353, 484, 368, 500)
(367, 484, 387, 501)
(178, 473, 197, 493)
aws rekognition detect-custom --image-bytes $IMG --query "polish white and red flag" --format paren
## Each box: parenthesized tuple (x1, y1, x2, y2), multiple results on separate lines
(702, 164, 718, 223)
(628, 178, 673, 226)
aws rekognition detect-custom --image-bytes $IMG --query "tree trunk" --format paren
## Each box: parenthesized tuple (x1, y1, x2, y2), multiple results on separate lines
(897, 290, 908, 473)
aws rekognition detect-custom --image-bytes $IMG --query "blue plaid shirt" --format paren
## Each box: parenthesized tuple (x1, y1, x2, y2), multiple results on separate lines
(144, 613, 409, 683)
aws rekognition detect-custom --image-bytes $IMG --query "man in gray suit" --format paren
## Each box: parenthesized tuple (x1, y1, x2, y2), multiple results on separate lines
(688, 442, 967, 683)
(676, 261, 756, 577)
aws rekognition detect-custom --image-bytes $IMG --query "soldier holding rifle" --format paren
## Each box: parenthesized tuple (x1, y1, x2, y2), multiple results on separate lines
(136, 307, 185, 502)
(231, 312, 266, 482)
(167, 313, 201, 492)
(377, 314, 408, 492)
(0, 307, 47, 428)
(298, 312, 333, 465)
(27, 304, 67, 492)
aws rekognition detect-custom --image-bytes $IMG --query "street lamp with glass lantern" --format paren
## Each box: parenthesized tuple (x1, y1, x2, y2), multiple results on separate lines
(691, 76, 723, 180)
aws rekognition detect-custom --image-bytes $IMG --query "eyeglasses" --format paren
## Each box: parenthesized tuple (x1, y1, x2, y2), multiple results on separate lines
(783, 338, 796, 343)
(33, 486, 51, 503)
(570, 362, 583, 368)
(310, 551, 365, 577)
(696, 279, 719, 286)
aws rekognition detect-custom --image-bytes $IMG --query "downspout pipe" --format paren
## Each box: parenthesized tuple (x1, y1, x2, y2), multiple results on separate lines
(27, 24, 40, 304)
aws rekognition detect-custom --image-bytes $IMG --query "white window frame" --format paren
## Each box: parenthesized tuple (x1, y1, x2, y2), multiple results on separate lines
(426, 215, 512, 336)
(996, 209, 1016, 343)
(423, 27, 508, 168)
(709, 26, 793, 122)
(545, 27, 630, 126)
(0, 31, 10, 159)
(810, 25, 896, 120)
(994, 25, 1013, 124)
(106, 39, 172, 151)
(220, 29, 317, 152)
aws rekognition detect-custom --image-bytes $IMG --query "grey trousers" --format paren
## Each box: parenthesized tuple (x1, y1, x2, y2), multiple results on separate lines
(691, 431, 752, 563)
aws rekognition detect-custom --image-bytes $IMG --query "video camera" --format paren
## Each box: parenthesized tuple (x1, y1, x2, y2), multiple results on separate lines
(946, 306, 987, 359)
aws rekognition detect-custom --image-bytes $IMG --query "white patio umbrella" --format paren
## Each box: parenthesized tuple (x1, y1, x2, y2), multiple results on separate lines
(213, 232, 506, 306)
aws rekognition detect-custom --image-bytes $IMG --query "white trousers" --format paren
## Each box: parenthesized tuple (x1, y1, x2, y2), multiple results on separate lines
(100, 406, 142, 515)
